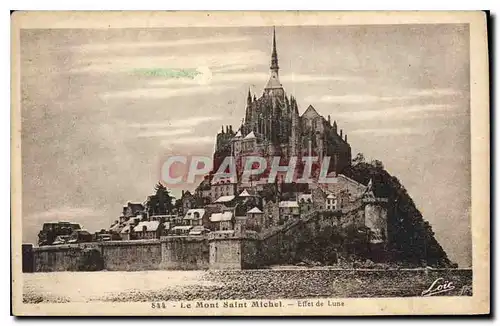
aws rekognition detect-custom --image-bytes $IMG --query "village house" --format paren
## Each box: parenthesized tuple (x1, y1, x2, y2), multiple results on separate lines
(214, 194, 236, 205)
(210, 211, 234, 231)
(245, 207, 264, 232)
(210, 178, 237, 202)
(170, 225, 193, 236)
(120, 225, 133, 240)
(122, 202, 145, 219)
(188, 225, 211, 236)
(133, 221, 160, 240)
(326, 193, 338, 211)
(238, 188, 262, 209)
(183, 208, 209, 227)
(149, 214, 181, 232)
(180, 191, 197, 216)
(298, 193, 313, 214)
(317, 173, 367, 201)
(278, 201, 300, 223)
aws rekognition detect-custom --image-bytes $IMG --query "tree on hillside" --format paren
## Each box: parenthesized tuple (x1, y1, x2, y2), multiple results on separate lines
(174, 198, 182, 214)
(146, 182, 175, 216)
(341, 158, 454, 267)
(352, 153, 365, 166)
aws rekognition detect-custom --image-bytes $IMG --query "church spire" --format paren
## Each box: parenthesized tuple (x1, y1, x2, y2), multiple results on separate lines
(264, 27, 283, 93)
(247, 88, 252, 105)
(270, 26, 279, 71)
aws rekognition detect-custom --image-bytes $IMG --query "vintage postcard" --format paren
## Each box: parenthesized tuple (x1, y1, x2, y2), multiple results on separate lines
(11, 11, 490, 316)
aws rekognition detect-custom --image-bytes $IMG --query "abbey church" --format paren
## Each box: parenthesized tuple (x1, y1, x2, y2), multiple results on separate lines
(213, 28, 352, 176)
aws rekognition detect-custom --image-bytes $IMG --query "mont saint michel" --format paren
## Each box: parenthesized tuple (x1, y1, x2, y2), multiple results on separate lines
(18, 22, 473, 306)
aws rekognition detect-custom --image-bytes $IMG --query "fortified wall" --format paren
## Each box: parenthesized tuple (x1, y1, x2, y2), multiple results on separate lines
(23, 200, 388, 272)
(23, 232, 260, 272)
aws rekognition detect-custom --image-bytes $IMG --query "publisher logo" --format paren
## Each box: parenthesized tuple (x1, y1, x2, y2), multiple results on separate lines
(421, 278, 455, 296)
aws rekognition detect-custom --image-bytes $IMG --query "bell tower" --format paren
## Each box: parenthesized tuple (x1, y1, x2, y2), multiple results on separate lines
(264, 27, 284, 98)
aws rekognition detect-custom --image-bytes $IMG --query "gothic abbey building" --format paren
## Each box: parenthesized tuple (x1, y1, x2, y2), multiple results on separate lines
(213, 29, 352, 177)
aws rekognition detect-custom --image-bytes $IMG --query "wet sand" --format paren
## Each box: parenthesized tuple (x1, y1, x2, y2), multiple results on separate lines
(23, 268, 472, 303)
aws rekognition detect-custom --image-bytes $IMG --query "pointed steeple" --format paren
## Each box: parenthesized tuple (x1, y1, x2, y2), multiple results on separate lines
(264, 27, 283, 92)
(247, 88, 252, 105)
(333, 120, 337, 133)
(290, 95, 298, 114)
(270, 26, 279, 71)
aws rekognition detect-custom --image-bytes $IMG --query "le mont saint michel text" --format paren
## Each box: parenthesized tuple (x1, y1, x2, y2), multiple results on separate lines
(150, 300, 345, 309)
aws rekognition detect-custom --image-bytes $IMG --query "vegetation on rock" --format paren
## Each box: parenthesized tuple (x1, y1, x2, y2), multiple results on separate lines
(341, 154, 456, 268)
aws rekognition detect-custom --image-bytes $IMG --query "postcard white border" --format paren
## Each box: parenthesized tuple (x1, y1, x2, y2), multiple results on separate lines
(10, 11, 490, 316)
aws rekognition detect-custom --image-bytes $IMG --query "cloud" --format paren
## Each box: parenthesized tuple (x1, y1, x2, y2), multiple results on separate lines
(27, 207, 102, 221)
(129, 116, 224, 129)
(335, 104, 456, 121)
(23, 207, 108, 231)
(99, 69, 360, 100)
(306, 94, 408, 104)
(161, 136, 214, 146)
(127, 116, 225, 138)
(305, 88, 462, 104)
(136, 128, 192, 138)
(212, 64, 255, 73)
(100, 85, 235, 99)
(69, 50, 267, 74)
(71, 36, 252, 52)
(350, 127, 426, 135)
(127, 116, 224, 141)
(147, 71, 361, 88)
(409, 88, 462, 97)
(281, 73, 363, 83)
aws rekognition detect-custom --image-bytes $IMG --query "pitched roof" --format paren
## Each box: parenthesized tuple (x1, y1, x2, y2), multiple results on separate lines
(301, 105, 320, 119)
(127, 202, 145, 211)
(239, 189, 251, 197)
(109, 223, 123, 233)
(171, 225, 193, 231)
(234, 130, 242, 138)
(120, 225, 131, 234)
(126, 217, 140, 225)
(210, 211, 233, 222)
(244, 131, 256, 140)
(183, 208, 206, 220)
(211, 177, 235, 185)
(265, 74, 283, 89)
(189, 225, 210, 235)
(279, 201, 299, 208)
(247, 207, 263, 214)
(191, 225, 209, 231)
(338, 174, 366, 189)
(298, 194, 312, 202)
(215, 195, 236, 203)
(133, 221, 160, 232)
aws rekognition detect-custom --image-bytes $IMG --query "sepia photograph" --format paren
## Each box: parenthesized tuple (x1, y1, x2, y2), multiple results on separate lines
(11, 11, 490, 316)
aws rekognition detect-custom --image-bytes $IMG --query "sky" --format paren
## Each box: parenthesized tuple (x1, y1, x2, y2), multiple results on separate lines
(20, 25, 471, 267)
